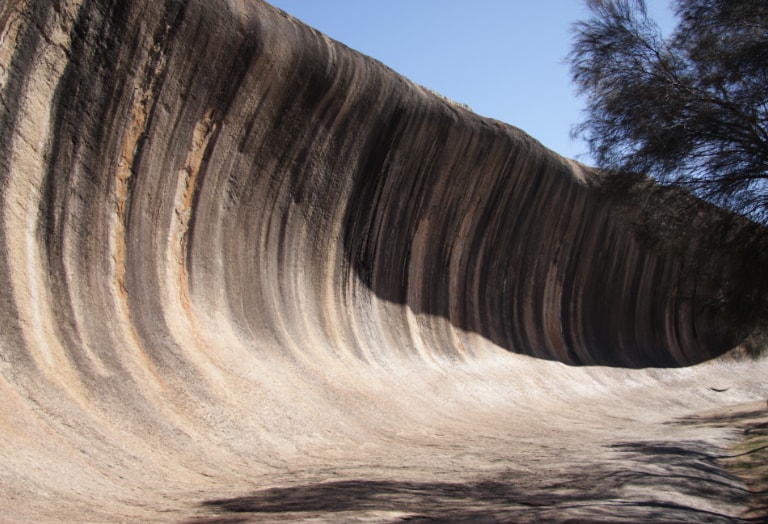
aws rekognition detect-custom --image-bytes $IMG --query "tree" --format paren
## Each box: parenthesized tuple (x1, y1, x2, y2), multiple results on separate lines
(569, 0, 768, 355)
(569, 0, 768, 224)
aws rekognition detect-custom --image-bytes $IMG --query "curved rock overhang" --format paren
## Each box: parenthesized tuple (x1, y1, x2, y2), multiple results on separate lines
(1, 0, 735, 372)
(0, 1, 763, 520)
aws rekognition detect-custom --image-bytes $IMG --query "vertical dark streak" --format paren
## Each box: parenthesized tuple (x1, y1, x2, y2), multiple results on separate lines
(0, 0, 54, 369)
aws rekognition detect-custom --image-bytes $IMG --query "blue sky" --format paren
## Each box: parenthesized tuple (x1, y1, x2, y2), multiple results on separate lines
(267, 1, 676, 163)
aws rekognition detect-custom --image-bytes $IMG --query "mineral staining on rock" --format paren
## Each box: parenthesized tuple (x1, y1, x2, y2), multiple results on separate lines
(0, 1, 765, 521)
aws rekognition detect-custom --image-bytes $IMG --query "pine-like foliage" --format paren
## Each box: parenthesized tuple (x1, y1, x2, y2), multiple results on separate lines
(570, 0, 768, 224)
(570, 0, 768, 354)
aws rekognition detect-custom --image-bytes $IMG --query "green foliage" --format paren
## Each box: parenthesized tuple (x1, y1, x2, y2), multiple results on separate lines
(570, 0, 768, 224)
(571, 0, 768, 355)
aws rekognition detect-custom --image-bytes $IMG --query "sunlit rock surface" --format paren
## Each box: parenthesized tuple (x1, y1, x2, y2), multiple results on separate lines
(1, 1, 766, 521)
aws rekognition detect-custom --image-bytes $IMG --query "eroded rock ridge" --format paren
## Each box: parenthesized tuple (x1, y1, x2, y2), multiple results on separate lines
(0, 1, 761, 521)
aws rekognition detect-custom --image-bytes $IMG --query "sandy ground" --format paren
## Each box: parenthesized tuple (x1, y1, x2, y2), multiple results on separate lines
(3, 352, 756, 523)
(175, 357, 768, 523)
(2, 2, 767, 522)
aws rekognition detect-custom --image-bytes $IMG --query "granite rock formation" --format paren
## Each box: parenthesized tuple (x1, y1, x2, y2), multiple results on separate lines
(1, 1, 766, 521)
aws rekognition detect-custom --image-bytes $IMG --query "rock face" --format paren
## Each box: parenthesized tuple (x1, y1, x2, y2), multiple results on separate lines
(1, 1, 765, 522)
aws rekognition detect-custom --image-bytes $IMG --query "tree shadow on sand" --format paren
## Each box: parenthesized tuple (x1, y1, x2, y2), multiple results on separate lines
(188, 437, 755, 523)
(666, 404, 768, 521)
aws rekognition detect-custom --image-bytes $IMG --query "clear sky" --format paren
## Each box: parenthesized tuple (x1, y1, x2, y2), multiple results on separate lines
(266, 1, 676, 163)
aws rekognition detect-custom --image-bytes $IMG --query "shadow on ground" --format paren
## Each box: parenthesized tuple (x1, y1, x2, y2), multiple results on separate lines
(188, 437, 754, 523)
(673, 403, 768, 521)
